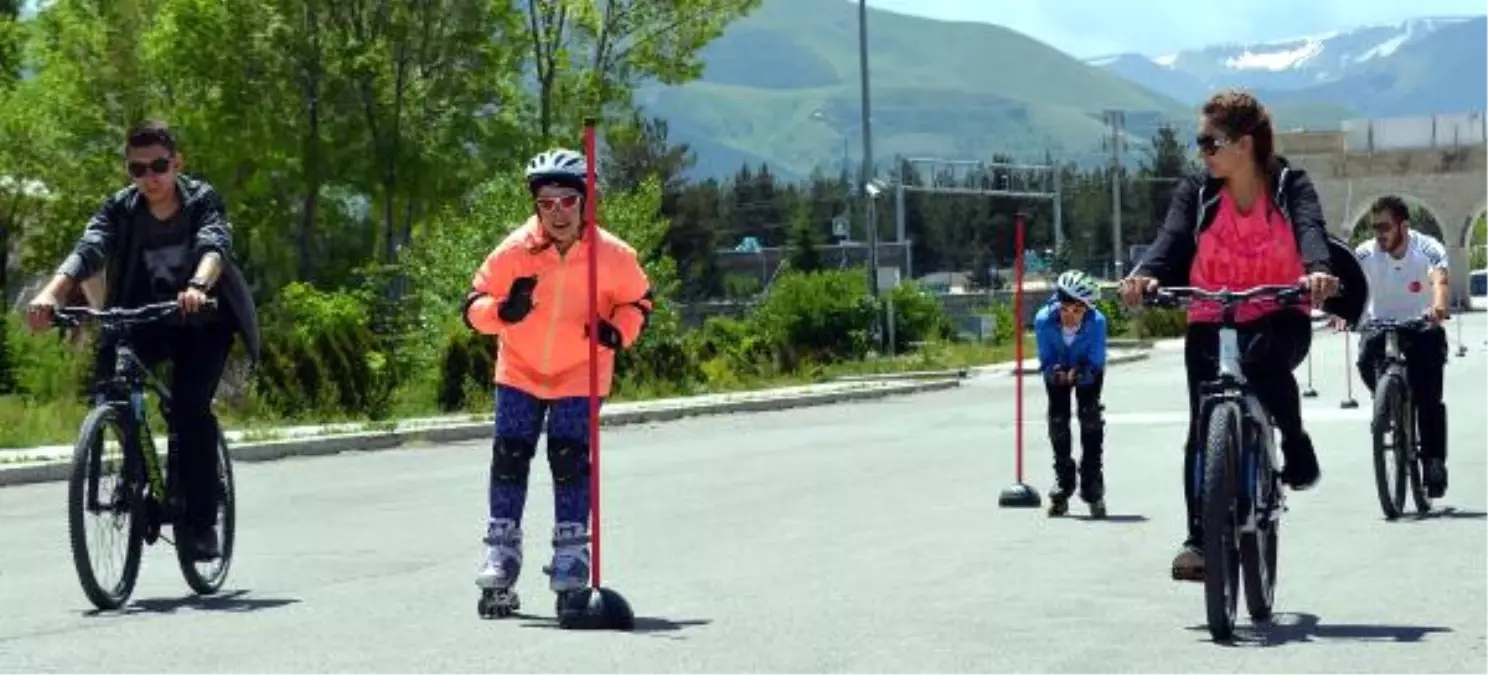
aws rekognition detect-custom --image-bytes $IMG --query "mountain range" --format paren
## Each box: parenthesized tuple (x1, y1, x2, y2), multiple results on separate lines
(1088, 16, 1487, 126)
(638, 1, 1486, 181)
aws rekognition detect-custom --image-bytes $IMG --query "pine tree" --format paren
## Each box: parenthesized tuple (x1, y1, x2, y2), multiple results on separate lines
(785, 200, 824, 274)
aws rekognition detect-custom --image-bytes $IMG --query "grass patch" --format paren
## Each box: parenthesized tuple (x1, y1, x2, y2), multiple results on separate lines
(0, 336, 1035, 451)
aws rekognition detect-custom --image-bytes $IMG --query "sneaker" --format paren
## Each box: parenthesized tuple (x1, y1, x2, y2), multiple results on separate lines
(1425, 459, 1448, 499)
(187, 525, 221, 562)
(1281, 435, 1321, 491)
(1171, 542, 1203, 582)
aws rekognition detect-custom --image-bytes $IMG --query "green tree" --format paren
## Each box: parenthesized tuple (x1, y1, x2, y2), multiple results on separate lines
(1134, 124, 1192, 251)
(785, 199, 823, 273)
(603, 111, 695, 196)
(520, 0, 764, 143)
(0, 0, 20, 84)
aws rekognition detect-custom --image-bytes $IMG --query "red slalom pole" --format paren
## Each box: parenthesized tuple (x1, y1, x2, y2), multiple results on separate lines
(558, 118, 634, 630)
(998, 212, 1041, 509)
(584, 121, 603, 590)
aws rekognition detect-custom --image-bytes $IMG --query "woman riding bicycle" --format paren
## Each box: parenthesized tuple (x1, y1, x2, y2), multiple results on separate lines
(462, 149, 654, 605)
(1118, 89, 1340, 582)
(1034, 270, 1109, 517)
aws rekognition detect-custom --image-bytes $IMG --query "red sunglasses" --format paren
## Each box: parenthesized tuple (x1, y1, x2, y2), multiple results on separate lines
(536, 194, 581, 211)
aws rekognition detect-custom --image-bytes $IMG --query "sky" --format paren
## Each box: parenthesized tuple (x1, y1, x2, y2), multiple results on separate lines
(866, 0, 1488, 59)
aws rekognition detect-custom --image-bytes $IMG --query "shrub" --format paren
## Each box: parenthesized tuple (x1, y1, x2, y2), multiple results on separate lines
(254, 283, 398, 420)
(888, 281, 952, 350)
(751, 269, 877, 370)
(1135, 307, 1188, 338)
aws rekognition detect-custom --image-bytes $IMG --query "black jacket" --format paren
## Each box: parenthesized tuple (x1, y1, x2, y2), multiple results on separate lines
(57, 175, 262, 361)
(1131, 155, 1368, 325)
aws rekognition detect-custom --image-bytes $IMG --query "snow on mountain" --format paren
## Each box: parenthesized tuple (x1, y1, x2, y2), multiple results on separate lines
(1087, 16, 1481, 104)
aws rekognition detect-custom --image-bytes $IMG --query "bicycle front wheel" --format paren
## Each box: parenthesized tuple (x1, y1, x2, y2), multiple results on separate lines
(1372, 373, 1408, 520)
(176, 431, 236, 595)
(1201, 401, 1242, 642)
(68, 405, 144, 611)
(1404, 395, 1433, 515)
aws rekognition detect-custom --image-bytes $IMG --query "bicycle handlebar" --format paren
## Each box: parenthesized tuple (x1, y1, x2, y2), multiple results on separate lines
(1141, 283, 1309, 310)
(1362, 316, 1435, 332)
(50, 299, 218, 331)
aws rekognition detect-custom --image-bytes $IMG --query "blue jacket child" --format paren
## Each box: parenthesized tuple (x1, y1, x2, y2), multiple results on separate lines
(1034, 292, 1108, 387)
(1033, 274, 1111, 514)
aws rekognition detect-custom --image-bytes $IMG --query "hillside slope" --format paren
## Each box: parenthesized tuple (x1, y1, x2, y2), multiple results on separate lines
(636, 0, 1192, 180)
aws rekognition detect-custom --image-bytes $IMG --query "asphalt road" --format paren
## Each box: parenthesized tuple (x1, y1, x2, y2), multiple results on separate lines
(2, 318, 1485, 673)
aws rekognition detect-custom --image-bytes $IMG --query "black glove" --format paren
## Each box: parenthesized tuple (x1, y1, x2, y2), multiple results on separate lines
(497, 276, 538, 324)
(585, 319, 624, 350)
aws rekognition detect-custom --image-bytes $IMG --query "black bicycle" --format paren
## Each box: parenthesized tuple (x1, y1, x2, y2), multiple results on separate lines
(1146, 284, 1308, 641)
(53, 300, 236, 611)
(1365, 317, 1435, 520)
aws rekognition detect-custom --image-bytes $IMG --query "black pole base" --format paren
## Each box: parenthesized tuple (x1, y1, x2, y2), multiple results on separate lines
(1340, 399, 1360, 409)
(1302, 388, 1318, 398)
(998, 482, 1042, 508)
(1457, 346, 1468, 357)
(557, 586, 635, 631)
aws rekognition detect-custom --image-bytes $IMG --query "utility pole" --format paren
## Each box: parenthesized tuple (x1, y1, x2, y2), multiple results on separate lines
(1105, 109, 1126, 279)
(858, 0, 883, 350)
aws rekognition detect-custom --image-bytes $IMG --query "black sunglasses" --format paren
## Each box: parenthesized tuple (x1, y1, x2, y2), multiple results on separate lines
(1195, 133, 1233, 156)
(127, 157, 172, 178)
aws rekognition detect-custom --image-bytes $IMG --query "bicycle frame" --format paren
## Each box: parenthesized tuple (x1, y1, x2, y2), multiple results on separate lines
(58, 301, 197, 511)
(102, 341, 174, 506)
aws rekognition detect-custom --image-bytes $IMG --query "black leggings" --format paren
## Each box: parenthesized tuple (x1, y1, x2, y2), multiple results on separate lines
(1044, 371, 1105, 489)
(1181, 309, 1312, 544)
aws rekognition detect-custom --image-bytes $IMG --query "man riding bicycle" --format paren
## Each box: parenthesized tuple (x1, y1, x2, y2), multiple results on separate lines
(1345, 195, 1452, 498)
(25, 120, 260, 562)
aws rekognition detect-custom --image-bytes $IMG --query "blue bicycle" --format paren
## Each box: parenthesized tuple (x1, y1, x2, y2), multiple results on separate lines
(1146, 284, 1309, 641)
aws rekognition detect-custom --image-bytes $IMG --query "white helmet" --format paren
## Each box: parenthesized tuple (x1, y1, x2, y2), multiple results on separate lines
(524, 148, 588, 195)
(1055, 270, 1099, 307)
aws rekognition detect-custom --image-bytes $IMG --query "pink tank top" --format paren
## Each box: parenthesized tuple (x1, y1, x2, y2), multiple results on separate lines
(1188, 189, 1310, 324)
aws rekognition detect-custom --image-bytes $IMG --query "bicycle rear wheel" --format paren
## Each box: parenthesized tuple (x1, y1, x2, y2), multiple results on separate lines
(68, 405, 144, 611)
(1371, 373, 1408, 520)
(1201, 401, 1242, 642)
(176, 431, 236, 595)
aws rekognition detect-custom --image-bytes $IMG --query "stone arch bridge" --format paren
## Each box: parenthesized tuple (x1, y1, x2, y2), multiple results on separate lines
(1277, 113, 1486, 305)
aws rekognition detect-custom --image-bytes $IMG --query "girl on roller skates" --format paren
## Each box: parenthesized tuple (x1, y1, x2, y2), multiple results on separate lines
(462, 149, 653, 617)
(1034, 270, 1109, 518)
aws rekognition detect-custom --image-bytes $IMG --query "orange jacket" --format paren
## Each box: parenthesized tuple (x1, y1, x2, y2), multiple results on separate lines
(463, 217, 653, 399)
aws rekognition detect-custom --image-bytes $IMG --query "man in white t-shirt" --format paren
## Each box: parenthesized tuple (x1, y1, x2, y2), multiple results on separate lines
(1349, 195, 1451, 498)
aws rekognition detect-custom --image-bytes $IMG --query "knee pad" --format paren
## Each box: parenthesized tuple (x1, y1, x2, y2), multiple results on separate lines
(491, 436, 537, 483)
(1077, 403, 1104, 434)
(546, 438, 591, 485)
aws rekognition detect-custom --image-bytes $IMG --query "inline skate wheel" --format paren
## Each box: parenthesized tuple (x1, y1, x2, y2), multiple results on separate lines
(478, 588, 518, 619)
